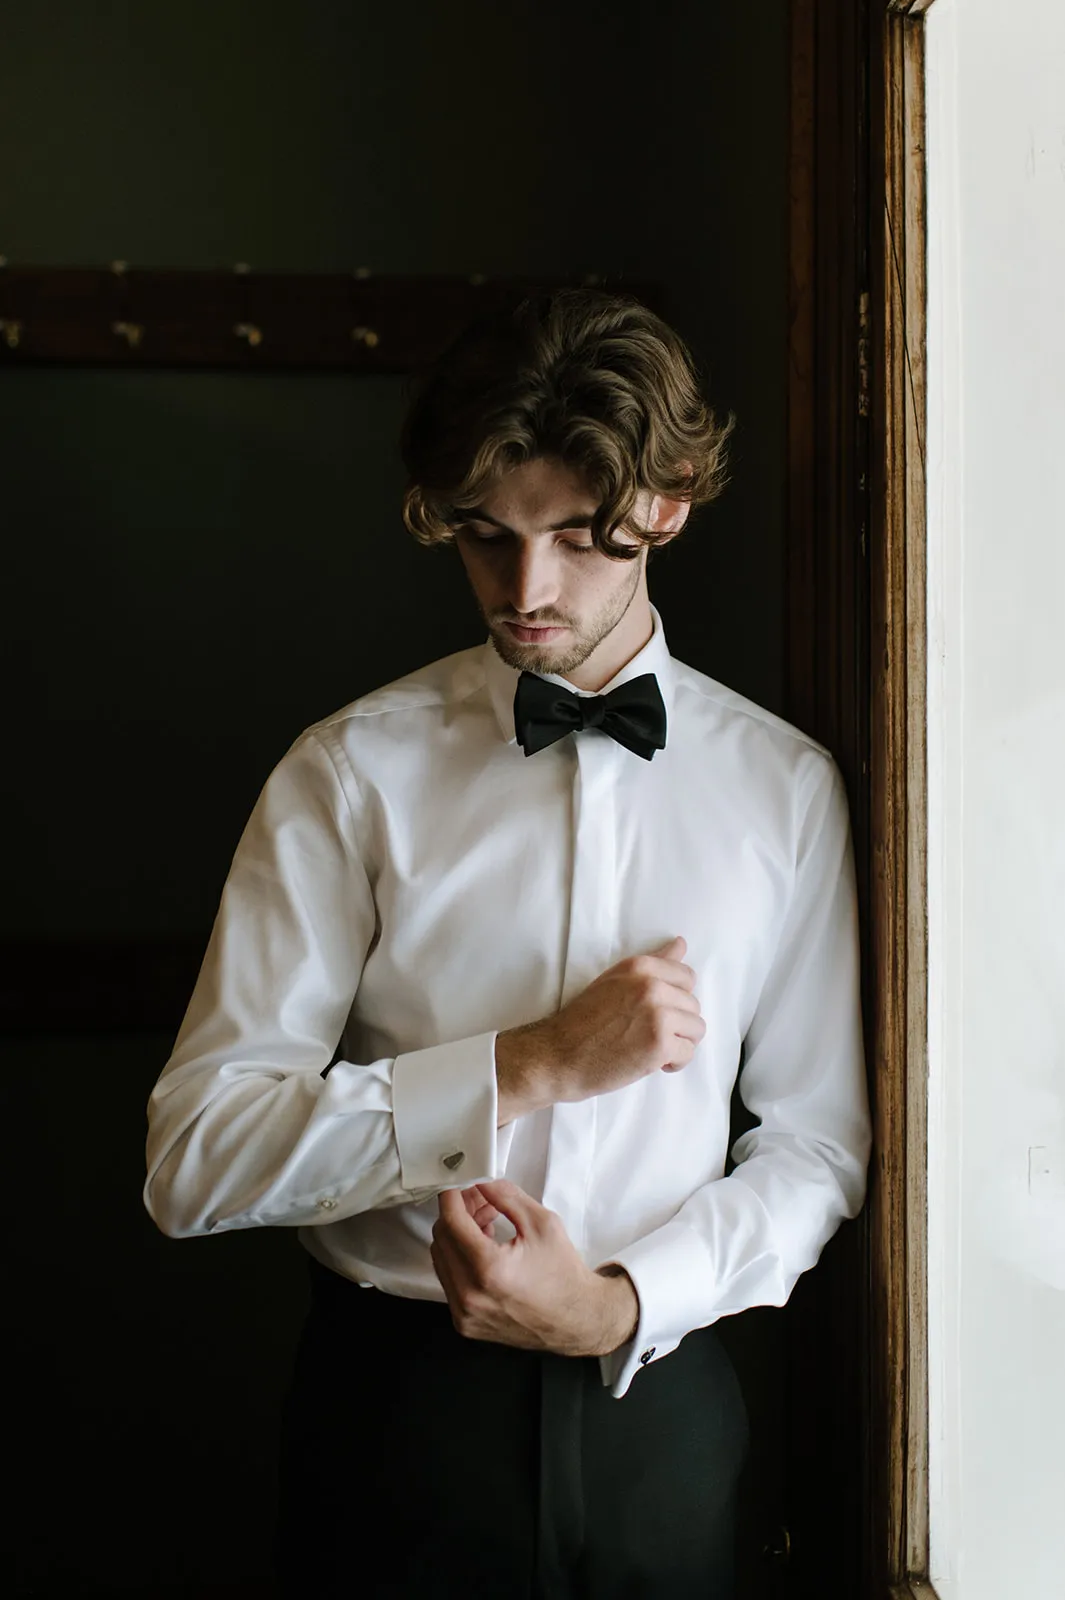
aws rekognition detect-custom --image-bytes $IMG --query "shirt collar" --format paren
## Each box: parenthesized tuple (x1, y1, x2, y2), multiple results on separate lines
(483, 602, 676, 748)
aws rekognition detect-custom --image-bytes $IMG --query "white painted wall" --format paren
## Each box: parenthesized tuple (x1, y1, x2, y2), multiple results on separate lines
(925, 2, 1065, 1596)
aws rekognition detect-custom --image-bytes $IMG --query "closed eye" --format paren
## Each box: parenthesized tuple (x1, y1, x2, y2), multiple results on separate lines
(459, 525, 596, 555)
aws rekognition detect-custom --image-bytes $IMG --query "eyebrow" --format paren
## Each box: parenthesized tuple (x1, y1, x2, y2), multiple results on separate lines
(461, 507, 596, 533)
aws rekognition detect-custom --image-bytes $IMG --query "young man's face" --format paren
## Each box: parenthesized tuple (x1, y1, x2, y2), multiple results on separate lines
(453, 455, 687, 689)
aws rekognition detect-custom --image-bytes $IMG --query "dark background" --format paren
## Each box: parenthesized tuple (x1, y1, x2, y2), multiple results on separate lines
(2, 1, 789, 1592)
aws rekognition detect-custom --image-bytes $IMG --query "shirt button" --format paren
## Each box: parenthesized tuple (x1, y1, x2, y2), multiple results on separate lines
(639, 1347, 656, 1366)
(317, 1197, 337, 1210)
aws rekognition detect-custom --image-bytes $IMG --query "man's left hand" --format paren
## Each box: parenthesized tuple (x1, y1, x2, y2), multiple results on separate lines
(430, 1180, 639, 1359)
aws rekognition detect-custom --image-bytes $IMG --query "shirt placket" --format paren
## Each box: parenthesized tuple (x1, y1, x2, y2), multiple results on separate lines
(539, 730, 622, 1256)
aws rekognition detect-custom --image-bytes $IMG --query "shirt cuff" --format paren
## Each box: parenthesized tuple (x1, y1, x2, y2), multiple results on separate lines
(596, 1221, 709, 1398)
(392, 1030, 502, 1194)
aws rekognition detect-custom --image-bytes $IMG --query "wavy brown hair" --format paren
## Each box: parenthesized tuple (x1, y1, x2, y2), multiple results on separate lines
(400, 287, 734, 560)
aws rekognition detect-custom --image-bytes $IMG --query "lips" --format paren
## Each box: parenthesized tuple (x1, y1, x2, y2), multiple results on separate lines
(504, 623, 568, 643)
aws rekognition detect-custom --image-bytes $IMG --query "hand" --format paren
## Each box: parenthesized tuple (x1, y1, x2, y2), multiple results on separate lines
(496, 935, 704, 1121)
(430, 1180, 640, 1358)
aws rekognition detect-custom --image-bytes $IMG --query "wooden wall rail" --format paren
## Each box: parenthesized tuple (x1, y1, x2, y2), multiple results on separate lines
(0, 266, 662, 373)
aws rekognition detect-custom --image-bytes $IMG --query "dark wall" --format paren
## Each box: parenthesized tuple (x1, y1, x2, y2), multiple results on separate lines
(3, 1, 788, 1591)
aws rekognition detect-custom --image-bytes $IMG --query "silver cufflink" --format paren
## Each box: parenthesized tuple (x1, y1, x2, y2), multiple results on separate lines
(441, 1151, 465, 1171)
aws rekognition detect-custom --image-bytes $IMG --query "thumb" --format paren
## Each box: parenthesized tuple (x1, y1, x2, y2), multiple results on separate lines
(652, 935, 686, 958)
(473, 1179, 542, 1240)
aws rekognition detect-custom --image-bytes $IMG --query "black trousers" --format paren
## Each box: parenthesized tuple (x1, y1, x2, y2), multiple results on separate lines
(275, 1256, 749, 1600)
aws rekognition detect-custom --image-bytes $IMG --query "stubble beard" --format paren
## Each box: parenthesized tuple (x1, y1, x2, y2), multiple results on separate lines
(485, 562, 643, 678)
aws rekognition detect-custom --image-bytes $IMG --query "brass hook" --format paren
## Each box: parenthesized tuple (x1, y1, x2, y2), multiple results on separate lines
(234, 322, 263, 347)
(351, 325, 379, 348)
(0, 318, 22, 349)
(111, 320, 144, 348)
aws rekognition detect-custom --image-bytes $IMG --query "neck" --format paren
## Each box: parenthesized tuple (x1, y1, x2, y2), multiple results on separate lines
(562, 595, 655, 693)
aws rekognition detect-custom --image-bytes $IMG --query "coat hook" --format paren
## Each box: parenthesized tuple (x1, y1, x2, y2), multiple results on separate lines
(352, 325, 379, 348)
(111, 260, 128, 275)
(111, 320, 143, 348)
(469, 273, 487, 286)
(234, 321, 263, 346)
(0, 318, 21, 349)
(354, 266, 372, 279)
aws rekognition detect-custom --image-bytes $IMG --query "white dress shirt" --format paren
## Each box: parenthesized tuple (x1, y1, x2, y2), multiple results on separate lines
(144, 604, 871, 1398)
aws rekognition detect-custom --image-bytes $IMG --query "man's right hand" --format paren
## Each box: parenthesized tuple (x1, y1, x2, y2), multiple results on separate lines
(495, 936, 705, 1125)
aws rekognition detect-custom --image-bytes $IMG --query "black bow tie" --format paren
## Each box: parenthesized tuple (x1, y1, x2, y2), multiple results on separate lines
(513, 671, 667, 761)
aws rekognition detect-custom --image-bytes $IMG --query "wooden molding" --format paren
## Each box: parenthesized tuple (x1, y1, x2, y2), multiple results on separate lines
(0, 266, 662, 372)
(868, 1, 930, 1589)
(787, 1, 932, 1592)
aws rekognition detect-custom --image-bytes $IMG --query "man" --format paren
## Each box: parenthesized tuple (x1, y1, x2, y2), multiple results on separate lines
(144, 288, 871, 1599)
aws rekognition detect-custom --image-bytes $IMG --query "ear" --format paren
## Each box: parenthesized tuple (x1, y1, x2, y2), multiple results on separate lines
(647, 461, 694, 542)
(647, 491, 691, 540)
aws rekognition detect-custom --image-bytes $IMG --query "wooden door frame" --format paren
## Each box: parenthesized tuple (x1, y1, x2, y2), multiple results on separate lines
(786, 2, 933, 1596)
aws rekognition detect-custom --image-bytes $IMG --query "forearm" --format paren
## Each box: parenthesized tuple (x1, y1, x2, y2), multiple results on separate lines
(591, 1265, 641, 1356)
(495, 1022, 560, 1125)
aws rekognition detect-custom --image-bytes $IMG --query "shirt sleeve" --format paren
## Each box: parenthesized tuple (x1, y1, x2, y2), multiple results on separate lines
(143, 728, 503, 1239)
(597, 752, 872, 1398)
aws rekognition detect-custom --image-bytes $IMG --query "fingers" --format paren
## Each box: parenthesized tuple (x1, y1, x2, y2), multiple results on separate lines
(436, 1187, 493, 1255)
(429, 1230, 461, 1306)
(463, 1185, 502, 1233)
(473, 1179, 545, 1241)
(437, 1186, 471, 1224)
(640, 938, 697, 993)
(436, 1182, 518, 1263)
(656, 984, 702, 1015)
(667, 1005, 707, 1042)
(660, 1000, 706, 1075)
(661, 1007, 706, 1066)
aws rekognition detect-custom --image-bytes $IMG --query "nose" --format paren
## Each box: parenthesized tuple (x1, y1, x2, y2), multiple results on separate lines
(507, 541, 561, 617)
